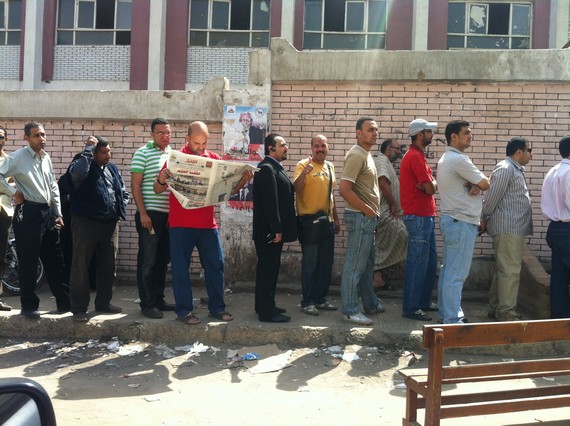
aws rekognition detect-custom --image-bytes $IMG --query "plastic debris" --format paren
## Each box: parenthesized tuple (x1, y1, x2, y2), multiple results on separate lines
(144, 395, 160, 402)
(342, 352, 360, 363)
(241, 352, 260, 361)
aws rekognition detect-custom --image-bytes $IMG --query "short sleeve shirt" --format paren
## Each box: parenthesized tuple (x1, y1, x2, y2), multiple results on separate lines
(341, 144, 380, 215)
(437, 147, 486, 225)
(399, 144, 436, 217)
(294, 159, 336, 219)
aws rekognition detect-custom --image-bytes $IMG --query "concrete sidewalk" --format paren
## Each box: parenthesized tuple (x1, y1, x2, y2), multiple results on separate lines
(0, 282, 558, 355)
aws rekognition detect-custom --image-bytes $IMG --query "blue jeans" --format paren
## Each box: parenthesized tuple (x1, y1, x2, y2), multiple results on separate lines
(301, 223, 334, 307)
(402, 215, 437, 316)
(340, 211, 380, 315)
(169, 227, 225, 317)
(437, 216, 477, 323)
(135, 211, 170, 309)
(546, 221, 570, 319)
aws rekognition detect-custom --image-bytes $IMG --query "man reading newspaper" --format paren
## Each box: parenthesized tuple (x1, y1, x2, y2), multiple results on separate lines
(153, 121, 252, 325)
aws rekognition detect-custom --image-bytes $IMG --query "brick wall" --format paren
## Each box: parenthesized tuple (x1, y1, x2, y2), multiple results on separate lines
(0, 46, 19, 79)
(54, 46, 130, 81)
(271, 81, 570, 263)
(1, 119, 223, 273)
(187, 47, 251, 87)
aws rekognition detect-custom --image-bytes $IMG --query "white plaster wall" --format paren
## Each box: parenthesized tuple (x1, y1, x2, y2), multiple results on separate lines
(0, 46, 20, 79)
(187, 47, 253, 88)
(53, 46, 130, 81)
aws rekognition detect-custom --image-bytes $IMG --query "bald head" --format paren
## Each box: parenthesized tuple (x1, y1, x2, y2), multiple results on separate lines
(186, 121, 209, 155)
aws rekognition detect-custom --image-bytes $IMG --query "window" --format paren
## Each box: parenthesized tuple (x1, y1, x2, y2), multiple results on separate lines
(57, 0, 132, 45)
(0, 0, 22, 46)
(447, 1, 532, 49)
(189, 0, 271, 47)
(303, 0, 388, 50)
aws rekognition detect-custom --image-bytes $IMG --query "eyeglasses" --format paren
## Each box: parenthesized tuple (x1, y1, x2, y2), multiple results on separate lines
(0, 136, 5, 140)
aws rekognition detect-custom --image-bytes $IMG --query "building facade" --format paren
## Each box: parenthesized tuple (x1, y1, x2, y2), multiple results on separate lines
(0, 0, 569, 279)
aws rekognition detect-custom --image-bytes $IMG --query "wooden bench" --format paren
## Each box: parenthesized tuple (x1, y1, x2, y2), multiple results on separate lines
(398, 319, 570, 426)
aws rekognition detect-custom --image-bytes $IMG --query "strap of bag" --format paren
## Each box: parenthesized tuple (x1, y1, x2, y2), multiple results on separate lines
(326, 162, 333, 218)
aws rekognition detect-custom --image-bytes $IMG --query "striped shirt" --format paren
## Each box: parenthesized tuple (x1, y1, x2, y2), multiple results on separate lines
(541, 159, 570, 222)
(481, 157, 533, 236)
(131, 141, 171, 213)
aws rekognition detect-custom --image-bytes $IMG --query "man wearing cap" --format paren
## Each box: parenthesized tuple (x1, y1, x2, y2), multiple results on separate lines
(481, 137, 533, 321)
(400, 118, 439, 321)
(437, 120, 489, 324)
(541, 135, 570, 319)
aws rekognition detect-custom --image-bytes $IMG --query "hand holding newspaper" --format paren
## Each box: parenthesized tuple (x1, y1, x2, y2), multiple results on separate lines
(165, 150, 257, 209)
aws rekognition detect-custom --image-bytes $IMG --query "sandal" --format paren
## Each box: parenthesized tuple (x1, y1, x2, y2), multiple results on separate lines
(177, 313, 201, 325)
(209, 311, 233, 322)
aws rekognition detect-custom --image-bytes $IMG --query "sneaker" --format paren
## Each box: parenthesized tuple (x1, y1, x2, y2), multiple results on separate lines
(73, 312, 89, 323)
(302, 305, 320, 316)
(403, 309, 432, 321)
(315, 302, 337, 311)
(342, 312, 373, 326)
(365, 301, 385, 315)
(423, 302, 438, 311)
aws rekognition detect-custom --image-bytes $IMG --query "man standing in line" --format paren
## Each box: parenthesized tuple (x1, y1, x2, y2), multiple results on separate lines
(0, 126, 13, 311)
(68, 136, 129, 322)
(339, 117, 384, 326)
(541, 135, 570, 319)
(373, 138, 407, 291)
(481, 137, 533, 322)
(154, 121, 251, 325)
(294, 134, 340, 316)
(0, 122, 68, 318)
(400, 118, 439, 321)
(436, 120, 489, 324)
(131, 118, 175, 319)
(252, 133, 297, 323)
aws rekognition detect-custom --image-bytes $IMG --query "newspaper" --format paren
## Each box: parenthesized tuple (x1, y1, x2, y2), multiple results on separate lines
(166, 150, 257, 209)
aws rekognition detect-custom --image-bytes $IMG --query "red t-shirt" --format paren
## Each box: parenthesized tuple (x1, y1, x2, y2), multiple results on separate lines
(165, 146, 221, 229)
(399, 144, 437, 217)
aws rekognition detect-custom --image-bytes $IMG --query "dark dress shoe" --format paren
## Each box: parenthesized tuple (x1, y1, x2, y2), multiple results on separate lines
(142, 307, 163, 319)
(156, 301, 176, 311)
(276, 307, 287, 314)
(0, 299, 12, 311)
(259, 313, 291, 323)
(73, 312, 89, 322)
(95, 304, 122, 314)
(57, 306, 71, 313)
(21, 310, 40, 319)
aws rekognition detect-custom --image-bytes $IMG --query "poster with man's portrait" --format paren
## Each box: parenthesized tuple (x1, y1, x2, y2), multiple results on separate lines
(223, 105, 268, 161)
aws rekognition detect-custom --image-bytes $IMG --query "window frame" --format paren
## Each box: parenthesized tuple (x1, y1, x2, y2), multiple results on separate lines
(303, 0, 389, 50)
(0, 0, 22, 46)
(56, 0, 132, 46)
(447, 0, 533, 50)
(188, 0, 271, 48)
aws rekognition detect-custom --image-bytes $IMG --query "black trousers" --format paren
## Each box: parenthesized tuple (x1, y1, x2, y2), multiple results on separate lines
(70, 215, 118, 313)
(13, 203, 69, 311)
(254, 239, 283, 318)
(0, 208, 11, 295)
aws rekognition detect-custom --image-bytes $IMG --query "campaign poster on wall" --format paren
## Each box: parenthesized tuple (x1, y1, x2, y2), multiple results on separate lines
(223, 105, 268, 210)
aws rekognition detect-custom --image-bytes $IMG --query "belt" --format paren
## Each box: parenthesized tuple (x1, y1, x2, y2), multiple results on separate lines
(24, 200, 50, 208)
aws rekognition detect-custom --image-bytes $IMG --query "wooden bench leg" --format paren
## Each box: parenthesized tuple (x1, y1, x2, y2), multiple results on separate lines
(403, 386, 419, 425)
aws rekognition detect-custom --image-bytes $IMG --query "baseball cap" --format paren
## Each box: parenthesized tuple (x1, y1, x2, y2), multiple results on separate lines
(408, 119, 438, 137)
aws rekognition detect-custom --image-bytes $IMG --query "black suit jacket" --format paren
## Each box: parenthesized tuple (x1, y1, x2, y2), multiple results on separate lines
(252, 157, 297, 243)
(248, 126, 264, 146)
